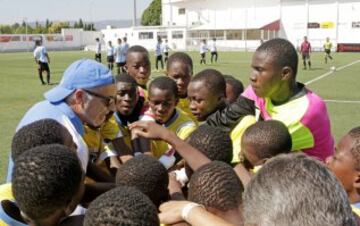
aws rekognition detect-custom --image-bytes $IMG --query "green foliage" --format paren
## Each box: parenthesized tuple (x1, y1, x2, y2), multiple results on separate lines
(0, 18, 94, 34)
(141, 0, 161, 26)
(0, 25, 12, 34)
(48, 22, 70, 33)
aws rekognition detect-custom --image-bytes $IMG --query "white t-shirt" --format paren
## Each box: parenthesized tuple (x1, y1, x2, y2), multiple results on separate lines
(163, 43, 170, 53)
(115, 45, 122, 63)
(120, 43, 129, 63)
(200, 43, 208, 54)
(210, 41, 217, 52)
(96, 42, 101, 54)
(107, 45, 114, 56)
(33, 46, 48, 63)
(155, 43, 163, 56)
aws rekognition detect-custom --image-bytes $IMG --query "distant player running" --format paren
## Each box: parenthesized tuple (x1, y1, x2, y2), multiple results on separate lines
(33, 40, 50, 85)
(300, 36, 311, 70)
(324, 37, 333, 64)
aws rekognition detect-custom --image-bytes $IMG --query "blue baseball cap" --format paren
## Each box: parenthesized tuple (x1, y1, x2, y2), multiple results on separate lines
(44, 59, 114, 103)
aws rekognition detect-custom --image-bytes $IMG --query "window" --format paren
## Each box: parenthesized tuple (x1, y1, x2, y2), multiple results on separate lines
(172, 31, 183, 39)
(178, 8, 186, 15)
(226, 30, 243, 40)
(157, 31, 168, 40)
(246, 29, 261, 40)
(139, 32, 154, 40)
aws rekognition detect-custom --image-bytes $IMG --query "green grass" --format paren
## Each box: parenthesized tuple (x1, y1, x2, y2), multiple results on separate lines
(1, 50, 360, 182)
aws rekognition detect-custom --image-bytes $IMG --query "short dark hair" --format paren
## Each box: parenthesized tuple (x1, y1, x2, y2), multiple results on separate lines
(187, 125, 233, 164)
(84, 186, 159, 226)
(256, 38, 298, 78)
(243, 153, 356, 226)
(185, 125, 233, 177)
(191, 69, 226, 97)
(188, 161, 243, 212)
(348, 127, 360, 170)
(242, 120, 292, 160)
(224, 75, 244, 98)
(116, 155, 169, 206)
(126, 45, 149, 58)
(166, 52, 193, 75)
(115, 72, 137, 88)
(349, 126, 360, 140)
(149, 76, 178, 99)
(12, 144, 83, 220)
(11, 119, 72, 161)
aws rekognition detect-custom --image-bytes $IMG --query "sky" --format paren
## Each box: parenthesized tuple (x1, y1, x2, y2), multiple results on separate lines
(0, 0, 153, 24)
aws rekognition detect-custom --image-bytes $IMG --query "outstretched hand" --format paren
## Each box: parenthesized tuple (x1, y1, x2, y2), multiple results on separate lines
(129, 121, 171, 141)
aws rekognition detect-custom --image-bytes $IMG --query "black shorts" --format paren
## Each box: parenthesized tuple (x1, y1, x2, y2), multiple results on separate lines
(39, 62, 50, 72)
(164, 52, 169, 57)
(201, 53, 206, 58)
(156, 55, 163, 61)
(325, 49, 331, 54)
(107, 56, 114, 63)
(95, 53, 101, 59)
(302, 53, 310, 60)
(116, 62, 126, 67)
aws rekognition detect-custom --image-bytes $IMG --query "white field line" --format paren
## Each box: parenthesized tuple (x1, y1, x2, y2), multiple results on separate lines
(304, 59, 360, 85)
(324, 99, 360, 104)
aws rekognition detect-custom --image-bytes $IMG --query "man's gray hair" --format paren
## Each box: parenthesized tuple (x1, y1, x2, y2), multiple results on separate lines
(243, 153, 356, 226)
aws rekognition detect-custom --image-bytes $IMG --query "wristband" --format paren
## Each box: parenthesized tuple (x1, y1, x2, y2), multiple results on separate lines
(181, 202, 204, 222)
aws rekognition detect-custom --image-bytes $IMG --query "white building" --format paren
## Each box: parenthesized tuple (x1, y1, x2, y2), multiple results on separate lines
(2, 0, 359, 52)
(101, 25, 188, 51)
(161, 0, 360, 51)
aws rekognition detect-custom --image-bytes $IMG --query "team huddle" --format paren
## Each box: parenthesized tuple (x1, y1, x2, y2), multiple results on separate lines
(2, 38, 359, 226)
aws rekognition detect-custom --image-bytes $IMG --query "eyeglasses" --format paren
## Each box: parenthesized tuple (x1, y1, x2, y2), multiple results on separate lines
(83, 89, 115, 107)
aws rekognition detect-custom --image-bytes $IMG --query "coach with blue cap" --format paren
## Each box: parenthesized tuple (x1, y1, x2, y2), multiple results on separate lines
(6, 59, 116, 181)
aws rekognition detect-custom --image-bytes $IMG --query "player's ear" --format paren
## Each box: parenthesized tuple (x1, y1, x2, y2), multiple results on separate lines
(72, 89, 87, 109)
(281, 66, 292, 81)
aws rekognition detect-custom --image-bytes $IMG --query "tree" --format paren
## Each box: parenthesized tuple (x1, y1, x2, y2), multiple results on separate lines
(48, 22, 69, 33)
(78, 18, 84, 28)
(141, 0, 161, 26)
(45, 19, 52, 29)
(0, 25, 12, 34)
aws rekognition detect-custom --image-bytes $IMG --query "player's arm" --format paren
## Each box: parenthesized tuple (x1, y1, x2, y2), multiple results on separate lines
(233, 163, 252, 186)
(129, 121, 210, 171)
(45, 53, 50, 64)
(206, 95, 256, 132)
(86, 160, 115, 183)
(82, 182, 116, 204)
(159, 201, 235, 226)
